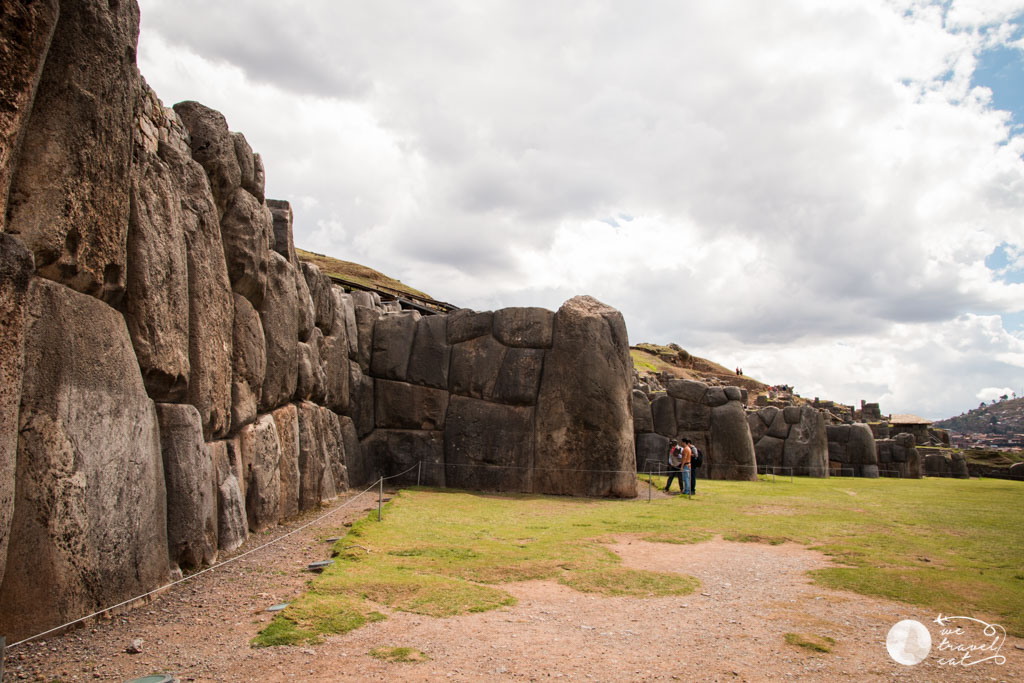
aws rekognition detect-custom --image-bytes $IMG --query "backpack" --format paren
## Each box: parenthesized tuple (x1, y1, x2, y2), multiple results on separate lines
(691, 447, 703, 468)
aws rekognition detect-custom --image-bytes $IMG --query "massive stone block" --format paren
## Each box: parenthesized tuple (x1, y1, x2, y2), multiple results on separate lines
(346, 360, 375, 438)
(708, 401, 758, 481)
(666, 379, 707, 404)
(0, 236, 34, 589)
(370, 310, 421, 381)
(297, 402, 326, 511)
(492, 307, 555, 348)
(321, 326, 351, 414)
(0, 0, 59, 229)
(675, 398, 711, 432)
(447, 309, 493, 343)
(848, 423, 879, 475)
(123, 145, 190, 402)
(238, 414, 281, 532)
(534, 296, 636, 497)
(301, 261, 335, 335)
(782, 406, 828, 477)
(219, 187, 272, 307)
(178, 146, 234, 440)
(747, 413, 768, 443)
(333, 287, 359, 359)
(0, 279, 168, 642)
(651, 395, 676, 437)
(754, 435, 785, 470)
(407, 314, 451, 390)
(259, 252, 299, 411)
(449, 334, 507, 400)
(375, 379, 449, 431)
(156, 404, 217, 569)
(173, 101, 241, 217)
(445, 396, 534, 492)
(635, 432, 669, 472)
(208, 439, 247, 553)
(5, 0, 140, 303)
(338, 415, 367, 487)
(322, 408, 349, 494)
(293, 261, 315, 344)
(632, 390, 653, 434)
(266, 199, 296, 263)
(362, 429, 445, 487)
(272, 404, 300, 521)
(354, 305, 381, 371)
(493, 347, 545, 406)
(231, 293, 266, 432)
(294, 332, 327, 405)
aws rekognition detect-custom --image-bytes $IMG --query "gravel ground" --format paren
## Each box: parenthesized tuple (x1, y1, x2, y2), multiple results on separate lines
(4, 489, 1021, 682)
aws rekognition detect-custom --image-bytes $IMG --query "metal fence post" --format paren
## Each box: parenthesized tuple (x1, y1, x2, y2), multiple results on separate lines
(378, 477, 383, 522)
(417, 460, 422, 487)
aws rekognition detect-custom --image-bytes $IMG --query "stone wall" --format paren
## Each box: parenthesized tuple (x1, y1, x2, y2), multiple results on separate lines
(0, 0, 637, 641)
(748, 406, 829, 477)
(632, 379, 758, 481)
(826, 423, 881, 477)
(874, 433, 923, 479)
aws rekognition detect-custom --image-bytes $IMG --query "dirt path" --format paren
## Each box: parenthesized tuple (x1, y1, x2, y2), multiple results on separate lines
(5, 491, 1021, 682)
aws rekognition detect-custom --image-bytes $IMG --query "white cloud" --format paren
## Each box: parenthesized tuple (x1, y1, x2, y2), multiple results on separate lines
(137, 0, 1024, 419)
(976, 386, 1016, 401)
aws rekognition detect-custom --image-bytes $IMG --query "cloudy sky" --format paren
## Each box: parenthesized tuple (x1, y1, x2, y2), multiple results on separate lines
(136, 0, 1024, 420)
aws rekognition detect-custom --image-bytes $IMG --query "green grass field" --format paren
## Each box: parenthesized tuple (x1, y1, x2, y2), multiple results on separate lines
(254, 476, 1024, 646)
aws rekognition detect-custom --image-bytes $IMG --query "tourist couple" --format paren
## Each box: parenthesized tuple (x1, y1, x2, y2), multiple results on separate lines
(665, 438, 697, 495)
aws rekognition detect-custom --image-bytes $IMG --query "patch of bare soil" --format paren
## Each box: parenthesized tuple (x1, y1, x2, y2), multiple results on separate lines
(6, 494, 1021, 682)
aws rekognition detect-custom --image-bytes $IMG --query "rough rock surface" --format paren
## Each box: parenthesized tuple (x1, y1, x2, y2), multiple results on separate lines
(0, 0, 59, 228)
(297, 402, 327, 511)
(259, 252, 299, 410)
(266, 199, 296, 263)
(156, 404, 217, 569)
(302, 262, 335, 334)
(338, 416, 366, 486)
(447, 309, 493, 343)
(492, 307, 555, 348)
(238, 414, 281, 532)
(371, 310, 421, 381)
(635, 432, 669, 472)
(534, 296, 636, 497)
(445, 396, 534, 492)
(272, 404, 301, 521)
(493, 348, 544, 405)
(219, 187, 271, 307)
(650, 395, 676, 437)
(0, 279, 168, 642)
(208, 439, 247, 553)
(172, 101, 241, 217)
(230, 293, 266, 432)
(708, 401, 758, 481)
(407, 315, 451, 390)
(5, 0, 141, 303)
(375, 379, 450, 431)
(0, 236, 34, 588)
(354, 305, 381, 371)
(363, 429, 445, 487)
(322, 408, 349, 495)
(448, 334, 507, 400)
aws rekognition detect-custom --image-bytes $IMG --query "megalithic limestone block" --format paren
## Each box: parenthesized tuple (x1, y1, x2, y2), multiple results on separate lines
(5, 0, 141, 303)
(297, 401, 326, 511)
(631, 390, 653, 434)
(323, 408, 349, 493)
(172, 101, 241, 218)
(266, 199, 297, 264)
(322, 288, 351, 413)
(0, 235, 34, 589)
(238, 414, 281, 532)
(0, 278, 169, 643)
(301, 261, 335, 335)
(533, 296, 636, 498)
(156, 404, 217, 569)
(338, 415, 365, 486)
(708, 401, 758, 481)
(259, 252, 300, 411)
(848, 423, 879, 477)
(370, 310, 421, 381)
(0, 0, 59, 230)
(123, 138, 191, 402)
(406, 314, 450, 390)
(354, 305, 381, 371)
(272, 403, 300, 521)
(333, 287, 359, 359)
(231, 293, 266, 432)
(219, 187, 271, 308)
(208, 439, 248, 553)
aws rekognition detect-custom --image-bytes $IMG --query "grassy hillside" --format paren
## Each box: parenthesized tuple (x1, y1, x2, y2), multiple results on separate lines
(296, 248, 432, 300)
(933, 396, 1024, 435)
(631, 343, 771, 395)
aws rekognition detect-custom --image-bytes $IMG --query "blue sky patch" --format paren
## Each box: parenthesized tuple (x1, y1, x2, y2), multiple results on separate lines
(971, 31, 1024, 128)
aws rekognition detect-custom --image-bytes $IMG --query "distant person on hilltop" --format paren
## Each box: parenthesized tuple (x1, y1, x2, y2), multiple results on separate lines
(665, 440, 685, 493)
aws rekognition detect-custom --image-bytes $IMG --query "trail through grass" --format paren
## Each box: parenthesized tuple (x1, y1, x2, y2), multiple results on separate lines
(254, 476, 1024, 646)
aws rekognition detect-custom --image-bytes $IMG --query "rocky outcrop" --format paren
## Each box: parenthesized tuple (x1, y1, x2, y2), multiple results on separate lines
(0, 279, 168, 642)
(534, 296, 636, 497)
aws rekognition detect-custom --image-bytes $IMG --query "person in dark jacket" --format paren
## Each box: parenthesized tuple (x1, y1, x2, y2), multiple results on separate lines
(664, 440, 685, 493)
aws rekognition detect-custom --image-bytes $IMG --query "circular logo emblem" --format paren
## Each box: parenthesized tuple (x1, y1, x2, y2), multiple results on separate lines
(886, 619, 932, 665)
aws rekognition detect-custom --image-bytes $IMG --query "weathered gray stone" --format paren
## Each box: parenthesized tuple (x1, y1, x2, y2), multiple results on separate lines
(951, 451, 969, 479)
(252, 153, 266, 203)
(632, 390, 653, 433)
(0, 279, 168, 642)
(766, 409, 791, 439)
(449, 334, 507, 400)
(232, 132, 257, 198)
(272, 404, 300, 521)
(322, 408, 349, 494)
(6, 0, 140, 304)
(292, 260, 315, 344)
(321, 323, 351, 414)
(230, 293, 266, 432)
(782, 406, 802, 424)
(0, 235, 33, 587)
(266, 199, 296, 263)
(754, 436, 785, 470)
(179, 146, 233, 440)
(782, 406, 828, 477)
(301, 261, 335, 334)
(703, 387, 728, 408)
(635, 432, 670, 472)
(826, 424, 850, 443)
(122, 144, 190, 401)
(346, 360, 375, 438)
(651, 395, 676, 437)
(362, 429, 445, 487)
(219, 187, 271, 307)
(375, 379, 450, 431)
(370, 310, 421, 381)
(492, 307, 555, 348)
(724, 386, 742, 402)
(0, 0, 59, 229)
(294, 331, 327, 405)
(447, 309, 493, 344)
(445, 396, 534, 492)
(407, 315, 451, 390)
(238, 414, 281, 532)
(350, 290, 375, 309)
(924, 453, 950, 477)
(334, 288, 359, 359)
(173, 101, 240, 217)
(675, 399, 711, 432)
(534, 296, 636, 497)
(208, 439, 247, 553)
(354, 305, 381, 371)
(494, 347, 545, 406)
(156, 404, 217, 569)
(297, 402, 326, 511)
(666, 379, 707, 404)
(747, 413, 768, 443)
(338, 415, 367, 486)
(848, 423, 878, 468)
(861, 464, 880, 478)
(259, 252, 299, 411)
(708, 401, 758, 481)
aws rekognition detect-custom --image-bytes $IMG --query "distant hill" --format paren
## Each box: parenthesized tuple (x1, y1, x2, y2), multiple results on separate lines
(630, 343, 772, 397)
(933, 396, 1024, 435)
